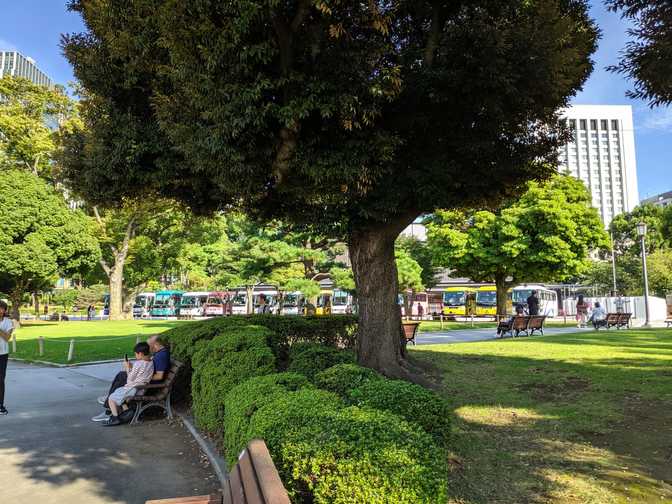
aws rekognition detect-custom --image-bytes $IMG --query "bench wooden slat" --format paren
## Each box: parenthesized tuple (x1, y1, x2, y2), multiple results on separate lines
(238, 448, 264, 504)
(228, 460, 246, 504)
(222, 484, 233, 504)
(247, 440, 290, 504)
(145, 495, 221, 504)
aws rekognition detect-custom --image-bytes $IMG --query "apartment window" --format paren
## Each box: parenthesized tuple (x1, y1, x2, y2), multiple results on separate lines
(611, 120, 619, 130)
(580, 119, 587, 129)
(601, 119, 608, 129)
(590, 119, 597, 129)
(569, 119, 576, 130)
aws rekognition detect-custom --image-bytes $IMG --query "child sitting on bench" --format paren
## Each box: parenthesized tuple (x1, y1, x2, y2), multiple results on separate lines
(103, 342, 154, 427)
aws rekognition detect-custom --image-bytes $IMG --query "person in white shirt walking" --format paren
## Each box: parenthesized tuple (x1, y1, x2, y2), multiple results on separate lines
(102, 342, 154, 426)
(0, 300, 14, 415)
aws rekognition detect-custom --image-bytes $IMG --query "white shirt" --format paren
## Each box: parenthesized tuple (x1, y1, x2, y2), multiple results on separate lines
(0, 318, 14, 355)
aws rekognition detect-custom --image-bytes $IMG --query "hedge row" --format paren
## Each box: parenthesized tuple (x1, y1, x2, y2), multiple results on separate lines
(164, 315, 358, 366)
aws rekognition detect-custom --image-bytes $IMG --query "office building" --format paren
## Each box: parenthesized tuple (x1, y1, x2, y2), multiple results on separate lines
(558, 105, 639, 226)
(641, 190, 672, 209)
(0, 51, 52, 87)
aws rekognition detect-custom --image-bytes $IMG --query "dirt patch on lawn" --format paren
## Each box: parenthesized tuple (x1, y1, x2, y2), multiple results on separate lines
(517, 376, 591, 402)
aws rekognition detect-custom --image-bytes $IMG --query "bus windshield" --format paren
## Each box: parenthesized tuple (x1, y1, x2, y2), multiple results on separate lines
(333, 291, 348, 306)
(443, 291, 466, 306)
(283, 294, 299, 307)
(477, 291, 497, 306)
(512, 290, 532, 304)
(206, 296, 223, 305)
(232, 294, 246, 306)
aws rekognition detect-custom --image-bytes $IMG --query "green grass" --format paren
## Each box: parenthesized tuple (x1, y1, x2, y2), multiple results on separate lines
(411, 328, 672, 503)
(11, 320, 183, 364)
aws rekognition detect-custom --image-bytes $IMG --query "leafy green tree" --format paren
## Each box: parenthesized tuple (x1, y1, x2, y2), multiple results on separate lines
(610, 204, 668, 257)
(607, 1, 672, 106)
(396, 236, 439, 290)
(330, 266, 356, 293)
(396, 249, 424, 318)
(52, 289, 79, 312)
(0, 169, 100, 318)
(61, 0, 597, 376)
(75, 283, 108, 307)
(0, 76, 77, 177)
(427, 175, 609, 316)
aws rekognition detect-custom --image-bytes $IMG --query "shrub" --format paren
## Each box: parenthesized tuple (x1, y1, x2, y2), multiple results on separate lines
(191, 326, 275, 432)
(348, 379, 451, 446)
(314, 363, 382, 398)
(287, 343, 356, 379)
(163, 315, 357, 365)
(248, 389, 448, 504)
(223, 372, 313, 465)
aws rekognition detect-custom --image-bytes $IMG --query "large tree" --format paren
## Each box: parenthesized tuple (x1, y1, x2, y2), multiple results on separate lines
(0, 169, 100, 318)
(607, 0, 672, 106)
(61, 0, 597, 377)
(0, 76, 77, 178)
(426, 175, 609, 316)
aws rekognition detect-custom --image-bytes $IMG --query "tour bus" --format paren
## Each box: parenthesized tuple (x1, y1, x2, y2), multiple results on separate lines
(280, 291, 304, 315)
(442, 287, 477, 317)
(331, 289, 355, 315)
(315, 289, 332, 315)
(132, 292, 155, 318)
(230, 290, 248, 315)
(512, 285, 558, 316)
(230, 288, 278, 315)
(150, 290, 183, 317)
(203, 291, 232, 316)
(475, 286, 497, 317)
(179, 291, 210, 318)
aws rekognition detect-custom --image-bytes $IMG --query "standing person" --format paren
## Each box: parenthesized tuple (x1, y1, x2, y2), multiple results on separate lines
(417, 303, 424, 320)
(527, 290, 540, 316)
(0, 300, 14, 415)
(256, 294, 267, 314)
(576, 294, 589, 328)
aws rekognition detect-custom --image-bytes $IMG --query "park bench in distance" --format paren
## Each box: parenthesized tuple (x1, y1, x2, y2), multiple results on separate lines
(146, 439, 290, 504)
(605, 312, 632, 330)
(129, 360, 182, 424)
(499, 315, 546, 338)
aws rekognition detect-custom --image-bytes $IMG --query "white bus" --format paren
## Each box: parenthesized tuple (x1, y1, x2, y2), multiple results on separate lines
(132, 292, 155, 318)
(179, 291, 210, 318)
(512, 285, 558, 317)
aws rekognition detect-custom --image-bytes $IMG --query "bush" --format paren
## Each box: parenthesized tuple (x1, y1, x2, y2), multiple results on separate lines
(287, 343, 356, 380)
(247, 388, 448, 504)
(348, 379, 451, 446)
(314, 363, 382, 397)
(163, 315, 357, 367)
(191, 325, 275, 432)
(223, 372, 313, 465)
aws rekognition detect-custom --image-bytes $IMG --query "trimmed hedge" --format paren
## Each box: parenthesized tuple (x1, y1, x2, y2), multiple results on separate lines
(164, 315, 357, 366)
(287, 342, 356, 379)
(223, 372, 313, 466)
(314, 363, 382, 397)
(246, 388, 448, 503)
(191, 326, 275, 432)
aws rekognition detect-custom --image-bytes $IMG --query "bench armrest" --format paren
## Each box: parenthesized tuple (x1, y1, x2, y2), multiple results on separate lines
(135, 383, 167, 390)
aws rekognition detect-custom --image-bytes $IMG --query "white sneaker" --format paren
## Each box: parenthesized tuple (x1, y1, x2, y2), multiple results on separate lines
(97, 396, 107, 406)
(91, 412, 110, 422)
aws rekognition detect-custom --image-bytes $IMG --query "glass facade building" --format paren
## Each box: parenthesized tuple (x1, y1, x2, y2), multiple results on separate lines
(558, 105, 639, 227)
(0, 51, 53, 87)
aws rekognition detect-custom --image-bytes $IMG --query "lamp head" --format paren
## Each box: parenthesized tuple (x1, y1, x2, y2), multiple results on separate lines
(636, 221, 647, 237)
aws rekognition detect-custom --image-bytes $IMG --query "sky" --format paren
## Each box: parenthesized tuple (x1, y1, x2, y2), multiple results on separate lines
(1, 0, 670, 200)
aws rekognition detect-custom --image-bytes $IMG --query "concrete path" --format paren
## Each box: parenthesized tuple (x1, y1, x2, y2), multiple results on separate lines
(416, 326, 592, 345)
(0, 361, 220, 504)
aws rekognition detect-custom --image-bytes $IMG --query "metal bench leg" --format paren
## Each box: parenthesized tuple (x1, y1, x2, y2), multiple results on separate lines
(130, 403, 143, 425)
(165, 393, 174, 420)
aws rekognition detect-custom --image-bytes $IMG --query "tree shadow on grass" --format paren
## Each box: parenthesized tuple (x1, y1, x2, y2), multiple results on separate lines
(413, 340, 672, 503)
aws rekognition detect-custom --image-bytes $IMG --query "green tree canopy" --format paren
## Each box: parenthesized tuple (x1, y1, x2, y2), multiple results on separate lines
(427, 175, 609, 315)
(609, 204, 669, 257)
(0, 169, 100, 317)
(0, 76, 77, 178)
(61, 0, 598, 376)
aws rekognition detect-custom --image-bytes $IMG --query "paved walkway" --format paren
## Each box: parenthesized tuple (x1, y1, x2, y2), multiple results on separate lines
(0, 361, 219, 504)
(416, 326, 592, 345)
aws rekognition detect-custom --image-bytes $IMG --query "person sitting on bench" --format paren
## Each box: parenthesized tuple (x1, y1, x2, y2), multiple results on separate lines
(589, 302, 607, 329)
(102, 342, 154, 426)
(92, 335, 171, 422)
(497, 304, 525, 337)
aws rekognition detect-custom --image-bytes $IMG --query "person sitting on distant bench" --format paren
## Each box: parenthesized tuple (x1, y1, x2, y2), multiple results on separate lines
(589, 302, 607, 329)
(92, 335, 171, 422)
(102, 342, 154, 427)
(497, 304, 525, 337)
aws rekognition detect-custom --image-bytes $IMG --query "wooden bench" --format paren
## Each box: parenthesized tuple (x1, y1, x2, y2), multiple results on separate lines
(605, 313, 620, 329)
(606, 312, 631, 330)
(146, 439, 290, 504)
(129, 359, 182, 425)
(528, 315, 547, 336)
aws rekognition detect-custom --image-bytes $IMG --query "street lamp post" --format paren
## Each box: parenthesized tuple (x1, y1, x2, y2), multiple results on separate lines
(636, 222, 651, 328)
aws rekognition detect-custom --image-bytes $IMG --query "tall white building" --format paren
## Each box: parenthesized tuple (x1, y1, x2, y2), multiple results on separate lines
(559, 105, 639, 226)
(0, 51, 53, 87)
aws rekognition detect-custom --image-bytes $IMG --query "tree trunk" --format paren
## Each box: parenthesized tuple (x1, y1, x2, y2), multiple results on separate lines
(246, 285, 254, 315)
(9, 288, 22, 320)
(108, 269, 125, 320)
(33, 292, 39, 316)
(495, 274, 510, 320)
(349, 226, 406, 378)
(402, 291, 411, 320)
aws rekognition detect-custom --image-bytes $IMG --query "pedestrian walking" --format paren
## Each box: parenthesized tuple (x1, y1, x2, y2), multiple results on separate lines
(576, 294, 589, 328)
(0, 300, 14, 415)
(417, 303, 424, 320)
(527, 290, 540, 316)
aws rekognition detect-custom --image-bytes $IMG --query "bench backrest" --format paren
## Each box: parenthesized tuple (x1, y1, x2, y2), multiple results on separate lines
(617, 313, 632, 324)
(606, 313, 619, 323)
(528, 315, 546, 329)
(152, 360, 182, 400)
(224, 439, 290, 504)
(512, 316, 529, 330)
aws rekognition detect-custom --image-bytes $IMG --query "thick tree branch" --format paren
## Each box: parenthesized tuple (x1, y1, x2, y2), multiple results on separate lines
(424, 2, 443, 67)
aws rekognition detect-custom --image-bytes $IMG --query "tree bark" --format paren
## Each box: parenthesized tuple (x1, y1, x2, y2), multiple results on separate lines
(349, 224, 409, 378)
(495, 273, 510, 319)
(246, 285, 254, 315)
(9, 288, 22, 320)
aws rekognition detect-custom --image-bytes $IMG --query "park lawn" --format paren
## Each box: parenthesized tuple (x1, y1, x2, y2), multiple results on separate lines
(11, 320, 183, 364)
(412, 328, 672, 504)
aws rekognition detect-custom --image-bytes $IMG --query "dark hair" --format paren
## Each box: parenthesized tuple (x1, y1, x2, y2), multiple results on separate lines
(134, 342, 151, 355)
(578, 294, 584, 303)
(0, 300, 7, 318)
(594, 302, 601, 308)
